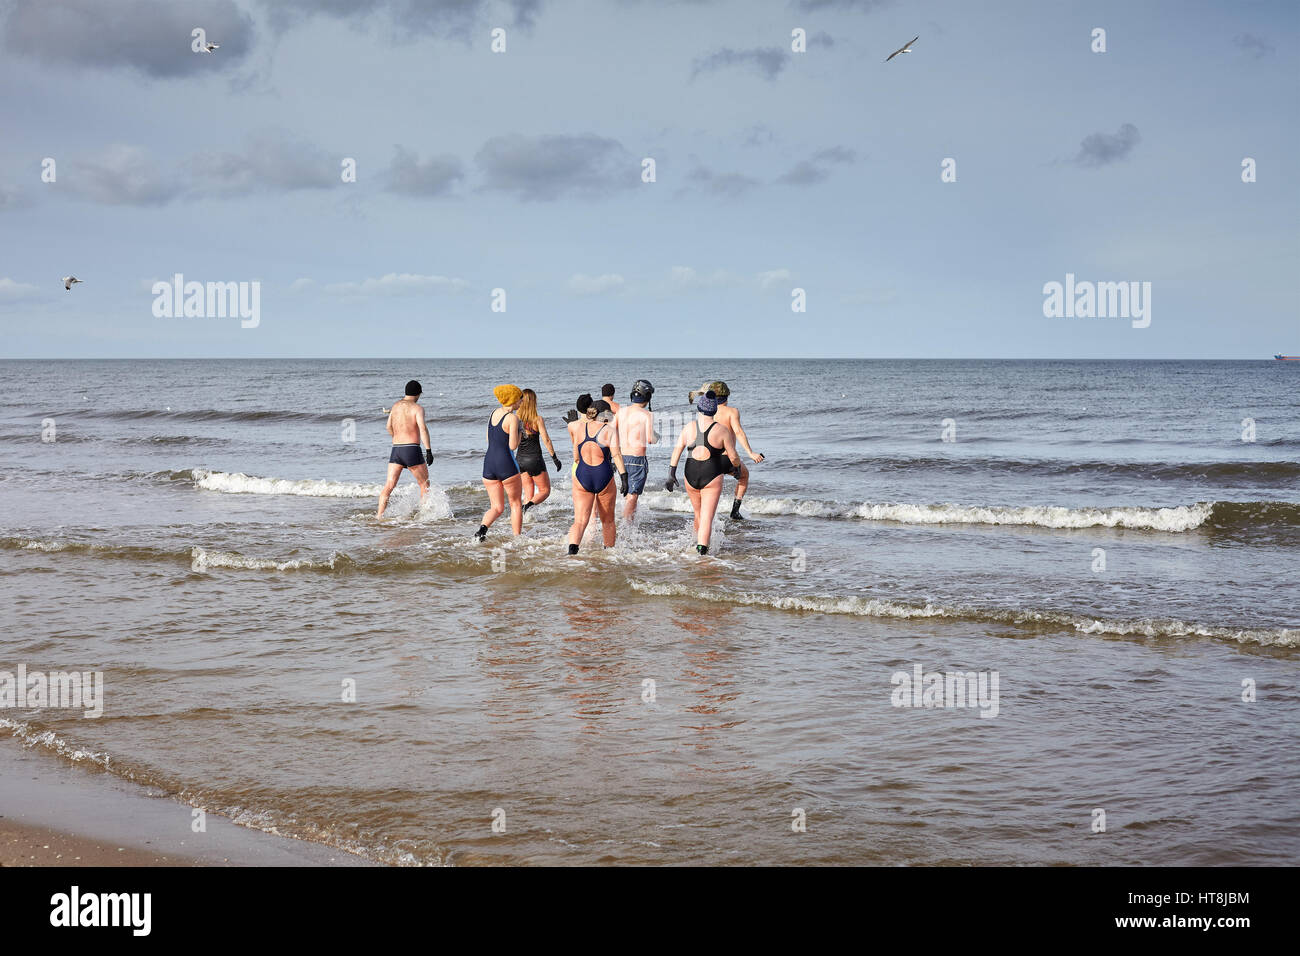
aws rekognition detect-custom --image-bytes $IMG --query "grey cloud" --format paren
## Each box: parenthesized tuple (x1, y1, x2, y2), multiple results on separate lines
(1233, 33, 1274, 58)
(1073, 123, 1141, 168)
(683, 163, 760, 198)
(1, 0, 253, 77)
(691, 47, 787, 81)
(809, 31, 835, 48)
(796, 0, 892, 10)
(188, 130, 338, 195)
(384, 146, 466, 196)
(777, 147, 857, 185)
(475, 133, 633, 201)
(262, 0, 542, 40)
(66, 146, 183, 206)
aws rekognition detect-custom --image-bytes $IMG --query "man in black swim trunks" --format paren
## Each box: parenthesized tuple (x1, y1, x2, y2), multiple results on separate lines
(377, 380, 434, 518)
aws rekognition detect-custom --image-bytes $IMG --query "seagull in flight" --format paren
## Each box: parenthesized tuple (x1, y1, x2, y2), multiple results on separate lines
(886, 36, 918, 62)
(62, 276, 83, 291)
(203, 42, 219, 53)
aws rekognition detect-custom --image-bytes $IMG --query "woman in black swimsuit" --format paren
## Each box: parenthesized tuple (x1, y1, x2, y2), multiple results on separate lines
(515, 389, 562, 514)
(664, 391, 741, 555)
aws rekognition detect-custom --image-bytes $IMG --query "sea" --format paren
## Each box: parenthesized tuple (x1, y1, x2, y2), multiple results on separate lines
(1, 358, 1297, 865)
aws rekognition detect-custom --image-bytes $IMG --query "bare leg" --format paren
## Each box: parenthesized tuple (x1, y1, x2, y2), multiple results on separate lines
(481, 478, 505, 528)
(687, 483, 702, 537)
(531, 470, 551, 505)
(504, 473, 523, 535)
(377, 463, 403, 518)
(594, 479, 617, 547)
(569, 488, 595, 548)
(622, 492, 639, 522)
(411, 463, 430, 502)
(697, 477, 724, 547)
(521, 472, 536, 505)
(734, 460, 750, 501)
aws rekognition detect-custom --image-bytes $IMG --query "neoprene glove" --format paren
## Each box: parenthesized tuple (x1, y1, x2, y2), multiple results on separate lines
(664, 464, 678, 492)
(552, 454, 562, 471)
(424, 448, 434, 466)
(619, 471, 629, 496)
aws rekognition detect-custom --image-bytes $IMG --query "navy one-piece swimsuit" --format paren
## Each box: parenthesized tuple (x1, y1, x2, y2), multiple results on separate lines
(483, 410, 520, 481)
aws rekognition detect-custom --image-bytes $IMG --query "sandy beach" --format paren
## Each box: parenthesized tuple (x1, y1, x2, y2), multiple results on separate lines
(0, 743, 377, 867)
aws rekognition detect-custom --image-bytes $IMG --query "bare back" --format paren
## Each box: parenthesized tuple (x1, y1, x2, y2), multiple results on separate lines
(614, 404, 653, 456)
(388, 399, 424, 444)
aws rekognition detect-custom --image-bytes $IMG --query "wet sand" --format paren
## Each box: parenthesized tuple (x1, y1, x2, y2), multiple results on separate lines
(0, 743, 379, 867)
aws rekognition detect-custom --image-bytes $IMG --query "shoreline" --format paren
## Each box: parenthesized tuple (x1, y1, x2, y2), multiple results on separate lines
(0, 740, 379, 867)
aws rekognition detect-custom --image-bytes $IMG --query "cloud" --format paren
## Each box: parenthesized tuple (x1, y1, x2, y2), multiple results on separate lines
(667, 266, 742, 291)
(261, 0, 542, 41)
(682, 162, 760, 198)
(0, 278, 41, 301)
(776, 146, 857, 185)
(808, 31, 835, 48)
(1233, 33, 1274, 58)
(188, 129, 338, 195)
(0, 184, 26, 211)
(757, 269, 793, 290)
(1073, 123, 1140, 168)
(323, 273, 469, 296)
(475, 133, 633, 201)
(1, 0, 253, 77)
(289, 278, 315, 293)
(567, 273, 626, 296)
(691, 47, 787, 81)
(384, 146, 465, 196)
(795, 0, 892, 10)
(66, 145, 183, 206)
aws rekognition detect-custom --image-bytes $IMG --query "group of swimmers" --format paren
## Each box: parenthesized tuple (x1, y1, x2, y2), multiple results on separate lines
(377, 378, 764, 555)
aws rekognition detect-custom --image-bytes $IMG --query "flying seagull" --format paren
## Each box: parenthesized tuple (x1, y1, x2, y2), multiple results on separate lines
(203, 42, 219, 53)
(62, 276, 83, 291)
(885, 36, 918, 62)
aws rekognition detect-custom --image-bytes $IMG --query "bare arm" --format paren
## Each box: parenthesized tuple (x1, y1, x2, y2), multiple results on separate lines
(538, 419, 557, 457)
(507, 412, 520, 451)
(669, 423, 689, 468)
(721, 426, 742, 470)
(606, 425, 625, 474)
(417, 404, 431, 449)
(731, 411, 764, 462)
(385, 408, 395, 437)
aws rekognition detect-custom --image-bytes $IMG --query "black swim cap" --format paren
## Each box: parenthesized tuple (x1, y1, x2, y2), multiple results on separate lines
(405, 380, 422, 396)
(576, 393, 593, 414)
(631, 379, 654, 399)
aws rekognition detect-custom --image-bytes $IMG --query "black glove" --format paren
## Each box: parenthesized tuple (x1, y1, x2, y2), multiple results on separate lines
(552, 454, 562, 471)
(562, 410, 578, 424)
(424, 448, 434, 466)
(619, 470, 629, 496)
(664, 464, 678, 493)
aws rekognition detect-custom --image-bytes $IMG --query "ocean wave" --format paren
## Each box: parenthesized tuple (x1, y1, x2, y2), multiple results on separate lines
(626, 581, 1299, 648)
(193, 469, 383, 498)
(1, 717, 113, 768)
(642, 491, 1299, 532)
(190, 547, 340, 573)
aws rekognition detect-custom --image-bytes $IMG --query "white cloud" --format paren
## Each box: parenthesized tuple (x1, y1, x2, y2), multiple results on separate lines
(289, 277, 314, 293)
(667, 266, 742, 290)
(567, 273, 625, 296)
(0, 277, 41, 300)
(757, 268, 793, 289)
(323, 273, 469, 296)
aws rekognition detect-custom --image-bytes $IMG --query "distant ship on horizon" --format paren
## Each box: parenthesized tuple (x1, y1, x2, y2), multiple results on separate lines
(1276, 354, 1300, 361)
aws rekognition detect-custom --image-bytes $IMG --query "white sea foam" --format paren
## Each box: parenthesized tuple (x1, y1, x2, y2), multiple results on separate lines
(626, 581, 1299, 647)
(640, 489, 1213, 531)
(193, 469, 381, 498)
(190, 546, 335, 572)
(0, 717, 113, 767)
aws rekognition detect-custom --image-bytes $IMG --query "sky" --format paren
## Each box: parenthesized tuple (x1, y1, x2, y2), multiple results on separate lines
(0, 0, 1296, 359)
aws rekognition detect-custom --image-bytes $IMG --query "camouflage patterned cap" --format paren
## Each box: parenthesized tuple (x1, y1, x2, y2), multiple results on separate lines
(688, 380, 730, 403)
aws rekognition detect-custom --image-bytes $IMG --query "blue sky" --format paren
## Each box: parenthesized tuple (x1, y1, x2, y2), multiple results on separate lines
(0, 0, 1296, 358)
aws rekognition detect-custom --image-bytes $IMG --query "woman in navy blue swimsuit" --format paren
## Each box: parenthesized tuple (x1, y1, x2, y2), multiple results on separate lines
(474, 384, 524, 541)
(566, 394, 626, 555)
